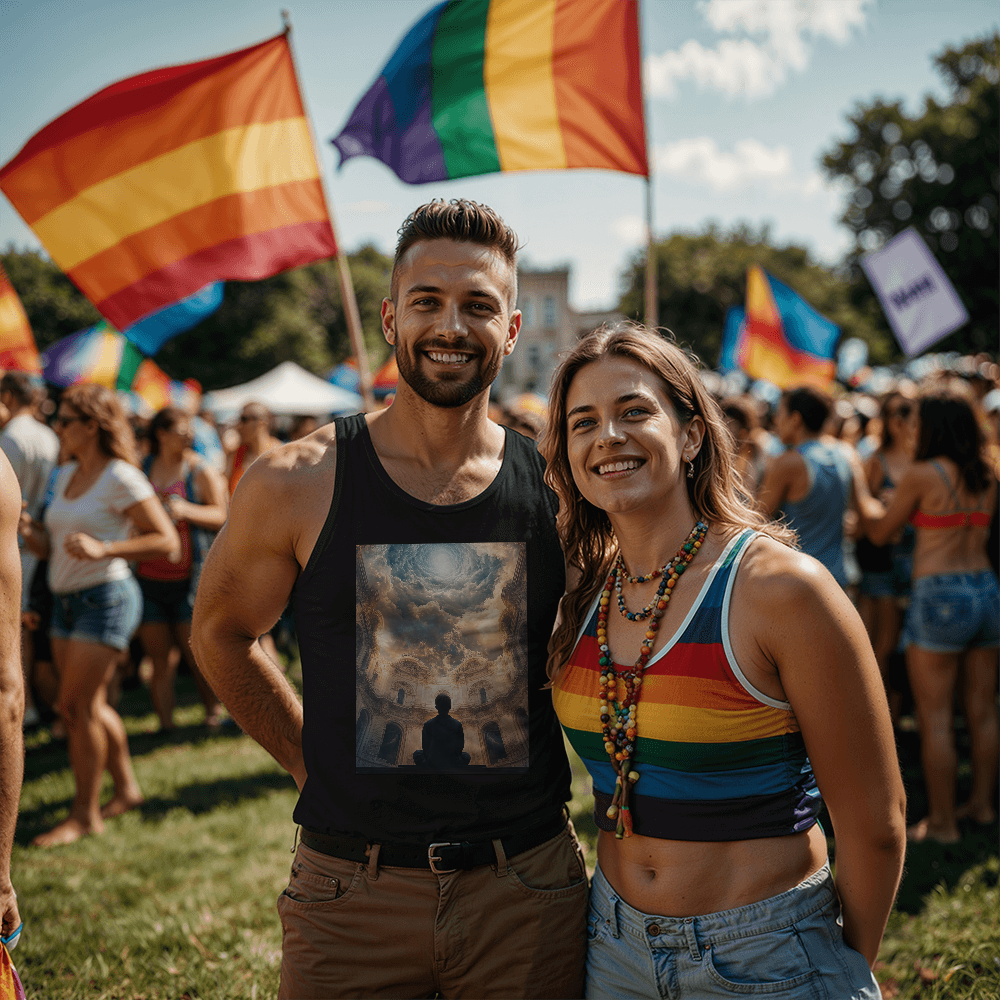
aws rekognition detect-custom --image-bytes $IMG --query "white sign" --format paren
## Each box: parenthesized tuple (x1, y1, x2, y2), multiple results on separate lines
(860, 228, 969, 357)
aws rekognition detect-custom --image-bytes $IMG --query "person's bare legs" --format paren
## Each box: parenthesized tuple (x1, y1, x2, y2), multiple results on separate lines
(174, 622, 222, 727)
(138, 621, 178, 730)
(957, 645, 999, 824)
(906, 644, 961, 843)
(869, 595, 904, 725)
(32, 638, 142, 845)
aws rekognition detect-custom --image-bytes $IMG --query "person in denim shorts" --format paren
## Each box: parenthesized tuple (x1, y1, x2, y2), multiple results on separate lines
(136, 407, 227, 731)
(866, 391, 999, 844)
(19, 385, 179, 847)
(543, 326, 905, 999)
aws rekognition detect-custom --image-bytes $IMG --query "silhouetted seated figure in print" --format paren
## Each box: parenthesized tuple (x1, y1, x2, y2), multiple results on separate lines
(413, 693, 471, 769)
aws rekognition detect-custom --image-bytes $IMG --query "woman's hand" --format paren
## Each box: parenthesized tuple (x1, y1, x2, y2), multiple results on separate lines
(164, 494, 192, 523)
(63, 532, 107, 561)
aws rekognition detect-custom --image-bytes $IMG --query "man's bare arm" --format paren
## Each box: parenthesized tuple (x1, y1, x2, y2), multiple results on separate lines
(0, 453, 23, 940)
(191, 453, 310, 788)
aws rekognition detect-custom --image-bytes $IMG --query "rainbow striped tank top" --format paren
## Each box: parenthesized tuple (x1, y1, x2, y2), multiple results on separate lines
(553, 530, 822, 841)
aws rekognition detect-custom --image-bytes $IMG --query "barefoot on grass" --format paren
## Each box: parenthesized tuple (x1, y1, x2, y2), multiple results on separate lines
(31, 816, 103, 847)
(906, 817, 961, 844)
(100, 791, 144, 820)
(956, 802, 997, 825)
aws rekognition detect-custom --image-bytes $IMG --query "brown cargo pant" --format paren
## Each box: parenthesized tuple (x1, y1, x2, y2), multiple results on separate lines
(277, 821, 589, 999)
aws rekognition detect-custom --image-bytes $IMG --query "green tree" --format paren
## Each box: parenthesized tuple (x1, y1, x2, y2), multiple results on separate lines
(617, 223, 892, 368)
(1, 246, 100, 349)
(821, 34, 999, 356)
(1, 244, 394, 390)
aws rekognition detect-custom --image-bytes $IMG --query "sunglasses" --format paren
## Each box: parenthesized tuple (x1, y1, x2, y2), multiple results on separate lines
(53, 414, 83, 428)
(888, 405, 913, 420)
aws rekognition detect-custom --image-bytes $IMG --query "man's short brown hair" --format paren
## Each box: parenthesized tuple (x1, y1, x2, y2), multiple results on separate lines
(390, 199, 521, 307)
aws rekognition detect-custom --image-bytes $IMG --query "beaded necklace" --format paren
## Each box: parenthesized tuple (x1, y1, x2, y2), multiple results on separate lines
(598, 520, 708, 838)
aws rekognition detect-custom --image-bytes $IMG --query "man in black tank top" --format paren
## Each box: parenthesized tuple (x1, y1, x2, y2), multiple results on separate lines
(191, 201, 586, 999)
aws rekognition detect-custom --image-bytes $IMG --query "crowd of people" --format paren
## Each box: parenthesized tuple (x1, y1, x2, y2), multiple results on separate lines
(0, 198, 995, 997)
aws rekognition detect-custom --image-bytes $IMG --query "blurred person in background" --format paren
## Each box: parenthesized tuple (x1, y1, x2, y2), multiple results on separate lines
(137, 406, 227, 731)
(19, 385, 179, 847)
(0, 449, 25, 951)
(719, 395, 765, 500)
(0, 372, 58, 729)
(759, 386, 875, 590)
(855, 393, 917, 725)
(865, 391, 998, 843)
(288, 415, 320, 441)
(227, 402, 281, 497)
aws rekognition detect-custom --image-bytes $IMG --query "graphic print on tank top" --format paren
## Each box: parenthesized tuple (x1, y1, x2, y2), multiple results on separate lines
(356, 542, 529, 773)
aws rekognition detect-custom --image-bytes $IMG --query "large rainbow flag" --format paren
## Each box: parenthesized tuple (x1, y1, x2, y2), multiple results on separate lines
(41, 322, 197, 414)
(332, 0, 647, 183)
(0, 265, 41, 373)
(720, 267, 839, 390)
(0, 33, 336, 332)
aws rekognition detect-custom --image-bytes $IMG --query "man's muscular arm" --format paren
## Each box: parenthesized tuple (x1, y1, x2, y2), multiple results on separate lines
(191, 449, 312, 789)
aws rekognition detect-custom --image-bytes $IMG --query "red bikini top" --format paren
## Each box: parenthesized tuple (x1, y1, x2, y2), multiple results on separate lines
(909, 461, 993, 530)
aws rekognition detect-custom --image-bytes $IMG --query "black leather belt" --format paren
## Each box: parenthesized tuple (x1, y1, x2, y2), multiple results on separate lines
(301, 810, 566, 873)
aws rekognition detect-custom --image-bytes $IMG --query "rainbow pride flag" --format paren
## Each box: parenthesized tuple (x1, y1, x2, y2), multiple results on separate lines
(0, 265, 41, 373)
(0, 34, 336, 332)
(41, 322, 195, 414)
(332, 0, 647, 183)
(721, 267, 838, 390)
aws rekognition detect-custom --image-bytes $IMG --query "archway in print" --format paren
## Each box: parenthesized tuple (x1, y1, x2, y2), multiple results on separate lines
(482, 722, 507, 765)
(378, 723, 402, 765)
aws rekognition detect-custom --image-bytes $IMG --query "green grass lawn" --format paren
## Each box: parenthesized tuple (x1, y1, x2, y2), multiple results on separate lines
(11, 676, 1000, 999)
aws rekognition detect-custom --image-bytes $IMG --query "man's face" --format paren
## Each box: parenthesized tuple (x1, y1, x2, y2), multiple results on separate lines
(382, 240, 520, 409)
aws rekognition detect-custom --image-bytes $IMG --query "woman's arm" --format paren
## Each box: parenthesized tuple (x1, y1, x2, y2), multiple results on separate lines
(738, 543, 906, 967)
(167, 463, 228, 531)
(62, 496, 180, 564)
(862, 464, 926, 546)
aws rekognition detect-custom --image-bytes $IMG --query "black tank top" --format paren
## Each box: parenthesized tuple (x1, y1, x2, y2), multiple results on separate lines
(291, 413, 571, 844)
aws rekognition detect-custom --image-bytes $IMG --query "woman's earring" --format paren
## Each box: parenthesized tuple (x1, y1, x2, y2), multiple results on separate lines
(687, 459, 695, 479)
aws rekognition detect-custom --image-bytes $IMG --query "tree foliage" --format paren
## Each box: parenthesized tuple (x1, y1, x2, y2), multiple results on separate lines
(0, 244, 394, 390)
(821, 33, 999, 356)
(617, 223, 893, 367)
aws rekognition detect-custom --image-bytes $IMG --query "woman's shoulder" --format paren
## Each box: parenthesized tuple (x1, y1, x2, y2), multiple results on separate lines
(735, 532, 835, 608)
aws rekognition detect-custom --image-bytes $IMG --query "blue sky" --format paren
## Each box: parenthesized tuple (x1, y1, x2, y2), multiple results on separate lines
(2, 0, 997, 310)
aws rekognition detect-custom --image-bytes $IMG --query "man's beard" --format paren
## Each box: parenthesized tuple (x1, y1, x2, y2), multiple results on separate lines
(394, 333, 501, 408)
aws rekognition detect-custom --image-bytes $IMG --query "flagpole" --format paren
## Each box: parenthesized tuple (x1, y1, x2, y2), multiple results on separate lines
(282, 12, 376, 412)
(636, 0, 656, 330)
(644, 176, 657, 329)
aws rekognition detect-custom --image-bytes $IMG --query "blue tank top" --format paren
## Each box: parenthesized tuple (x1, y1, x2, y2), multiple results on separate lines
(782, 440, 852, 586)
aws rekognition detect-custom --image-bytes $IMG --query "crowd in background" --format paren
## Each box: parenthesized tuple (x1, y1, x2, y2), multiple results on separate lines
(1, 347, 997, 846)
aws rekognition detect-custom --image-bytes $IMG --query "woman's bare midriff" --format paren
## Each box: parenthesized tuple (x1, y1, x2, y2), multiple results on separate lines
(597, 823, 829, 917)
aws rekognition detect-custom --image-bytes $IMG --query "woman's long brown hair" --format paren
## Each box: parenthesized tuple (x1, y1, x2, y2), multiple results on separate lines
(60, 384, 140, 467)
(537, 322, 797, 682)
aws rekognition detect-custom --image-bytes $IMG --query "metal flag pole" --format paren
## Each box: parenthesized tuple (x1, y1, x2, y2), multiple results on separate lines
(283, 11, 376, 411)
(636, 1, 657, 330)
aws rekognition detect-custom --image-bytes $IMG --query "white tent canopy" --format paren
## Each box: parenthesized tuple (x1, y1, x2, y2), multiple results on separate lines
(201, 361, 364, 418)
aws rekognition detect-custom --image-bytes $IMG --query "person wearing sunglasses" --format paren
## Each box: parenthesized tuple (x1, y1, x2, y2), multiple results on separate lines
(19, 385, 179, 847)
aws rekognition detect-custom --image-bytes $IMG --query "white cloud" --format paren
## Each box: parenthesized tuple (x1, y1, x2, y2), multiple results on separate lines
(612, 214, 645, 245)
(646, 0, 872, 100)
(654, 138, 791, 190)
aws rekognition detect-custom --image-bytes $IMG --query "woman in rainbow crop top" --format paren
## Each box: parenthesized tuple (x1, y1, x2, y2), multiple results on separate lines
(865, 391, 998, 844)
(540, 324, 905, 1000)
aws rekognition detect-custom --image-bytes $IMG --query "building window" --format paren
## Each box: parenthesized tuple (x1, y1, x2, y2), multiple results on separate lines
(480, 687, 488, 705)
(397, 688, 405, 705)
(483, 722, 508, 764)
(543, 295, 557, 328)
(521, 298, 534, 327)
(526, 344, 541, 370)
(378, 723, 402, 765)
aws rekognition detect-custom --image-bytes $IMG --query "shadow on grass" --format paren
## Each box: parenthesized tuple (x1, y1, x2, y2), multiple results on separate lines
(15, 769, 294, 845)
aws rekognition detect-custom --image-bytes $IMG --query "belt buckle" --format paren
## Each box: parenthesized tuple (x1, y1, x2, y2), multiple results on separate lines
(428, 842, 461, 874)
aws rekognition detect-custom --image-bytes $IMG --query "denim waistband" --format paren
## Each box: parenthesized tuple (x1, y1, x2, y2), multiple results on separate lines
(590, 860, 835, 948)
(913, 570, 997, 587)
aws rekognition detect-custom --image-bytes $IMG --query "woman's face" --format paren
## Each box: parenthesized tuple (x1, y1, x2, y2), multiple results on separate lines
(159, 420, 192, 453)
(53, 406, 91, 458)
(564, 356, 701, 519)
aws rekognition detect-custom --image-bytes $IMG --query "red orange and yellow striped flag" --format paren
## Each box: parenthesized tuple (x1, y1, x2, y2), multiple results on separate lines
(0, 33, 336, 331)
(0, 265, 41, 373)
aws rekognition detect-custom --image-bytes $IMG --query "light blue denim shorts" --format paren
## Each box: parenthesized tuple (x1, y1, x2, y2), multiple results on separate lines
(586, 861, 880, 999)
(50, 576, 143, 651)
(905, 571, 999, 654)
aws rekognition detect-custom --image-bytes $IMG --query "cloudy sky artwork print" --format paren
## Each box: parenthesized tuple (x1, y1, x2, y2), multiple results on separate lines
(356, 542, 528, 771)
